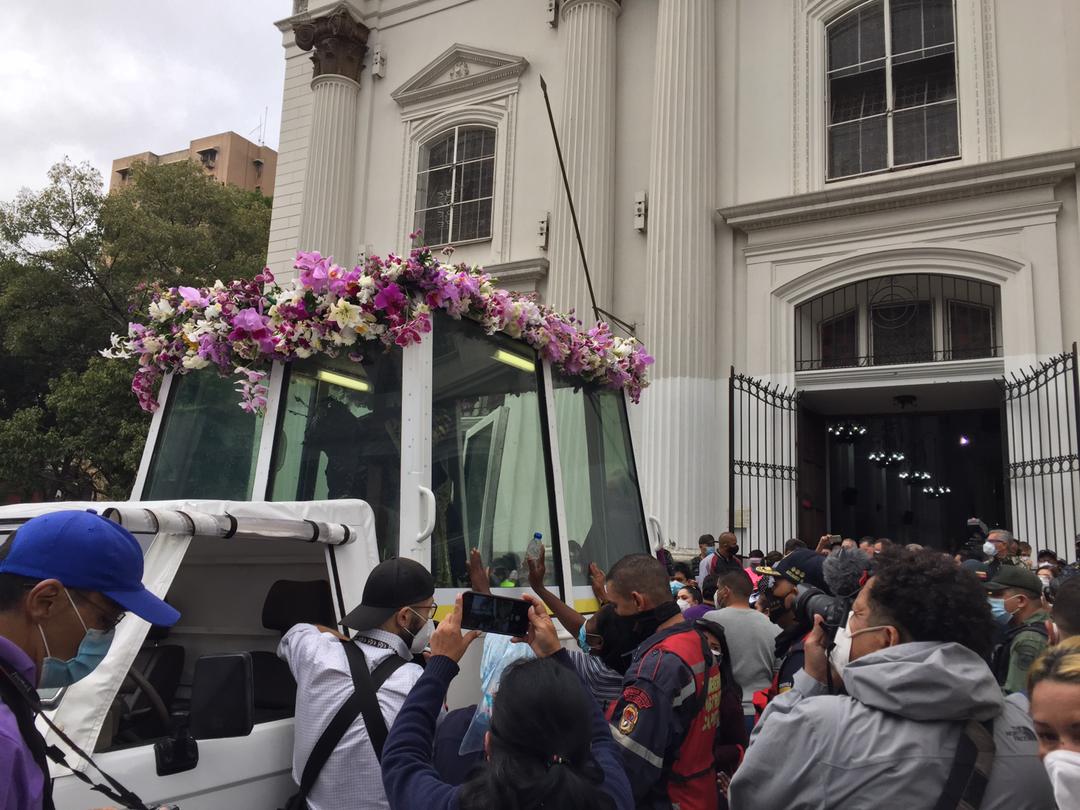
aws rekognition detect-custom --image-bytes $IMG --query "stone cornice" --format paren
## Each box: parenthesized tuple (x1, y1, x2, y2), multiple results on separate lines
(485, 257, 549, 285)
(293, 5, 370, 84)
(795, 357, 1006, 390)
(720, 149, 1080, 232)
(392, 44, 528, 108)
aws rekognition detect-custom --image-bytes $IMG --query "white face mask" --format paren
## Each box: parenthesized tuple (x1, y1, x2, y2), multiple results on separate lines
(1043, 749, 1080, 808)
(982, 541, 997, 557)
(404, 607, 434, 654)
(677, 598, 691, 613)
(830, 612, 854, 676)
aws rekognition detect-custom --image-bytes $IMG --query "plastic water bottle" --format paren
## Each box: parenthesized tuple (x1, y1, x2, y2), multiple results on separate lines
(526, 531, 544, 561)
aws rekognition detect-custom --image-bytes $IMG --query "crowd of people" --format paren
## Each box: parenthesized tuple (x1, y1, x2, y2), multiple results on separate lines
(4, 512, 1080, 808)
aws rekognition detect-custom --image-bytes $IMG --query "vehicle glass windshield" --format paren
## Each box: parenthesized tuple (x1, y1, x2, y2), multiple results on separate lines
(143, 371, 263, 500)
(552, 371, 649, 584)
(268, 350, 403, 559)
(430, 312, 557, 589)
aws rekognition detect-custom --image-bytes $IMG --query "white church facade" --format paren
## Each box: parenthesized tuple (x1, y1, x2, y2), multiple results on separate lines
(265, 0, 1080, 559)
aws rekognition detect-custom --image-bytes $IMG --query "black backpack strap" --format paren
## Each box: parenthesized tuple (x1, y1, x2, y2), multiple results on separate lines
(933, 718, 995, 810)
(293, 641, 408, 805)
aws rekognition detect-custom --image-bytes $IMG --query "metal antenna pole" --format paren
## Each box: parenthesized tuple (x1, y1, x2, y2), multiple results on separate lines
(539, 74, 600, 324)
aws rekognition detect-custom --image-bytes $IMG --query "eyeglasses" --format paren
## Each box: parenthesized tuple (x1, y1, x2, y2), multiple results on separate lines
(75, 592, 126, 633)
(410, 602, 438, 621)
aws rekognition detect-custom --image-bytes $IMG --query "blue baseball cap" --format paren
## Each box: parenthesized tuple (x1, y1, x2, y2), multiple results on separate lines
(0, 510, 180, 627)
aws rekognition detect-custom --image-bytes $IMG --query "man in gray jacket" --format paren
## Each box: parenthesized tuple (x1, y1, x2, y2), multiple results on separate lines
(729, 549, 1054, 810)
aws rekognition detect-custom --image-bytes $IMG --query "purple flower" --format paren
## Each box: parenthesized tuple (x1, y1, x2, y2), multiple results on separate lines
(374, 283, 406, 311)
(178, 286, 209, 307)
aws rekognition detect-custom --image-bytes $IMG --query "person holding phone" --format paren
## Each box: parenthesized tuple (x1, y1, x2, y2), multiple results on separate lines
(381, 593, 633, 810)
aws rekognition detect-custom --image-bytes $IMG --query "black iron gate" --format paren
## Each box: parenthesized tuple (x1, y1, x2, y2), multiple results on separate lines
(728, 367, 800, 554)
(999, 343, 1080, 562)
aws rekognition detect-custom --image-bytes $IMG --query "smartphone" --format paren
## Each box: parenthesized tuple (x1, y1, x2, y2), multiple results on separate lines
(828, 534, 842, 545)
(461, 591, 531, 637)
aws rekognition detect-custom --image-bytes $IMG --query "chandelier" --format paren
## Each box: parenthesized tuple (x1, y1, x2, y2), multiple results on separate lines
(922, 485, 952, 498)
(828, 421, 868, 442)
(868, 450, 905, 467)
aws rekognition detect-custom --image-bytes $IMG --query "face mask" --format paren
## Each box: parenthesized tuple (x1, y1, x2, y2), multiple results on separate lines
(982, 541, 997, 557)
(747, 557, 763, 568)
(830, 612, 855, 675)
(988, 595, 1019, 624)
(1043, 749, 1080, 808)
(404, 609, 434, 654)
(677, 598, 691, 613)
(577, 623, 591, 653)
(38, 591, 116, 689)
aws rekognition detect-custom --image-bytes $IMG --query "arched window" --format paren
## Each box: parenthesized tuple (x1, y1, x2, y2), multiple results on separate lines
(413, 125, 496, 246)
(826, 0, 959, 180)
(795, 274, 1001, 370)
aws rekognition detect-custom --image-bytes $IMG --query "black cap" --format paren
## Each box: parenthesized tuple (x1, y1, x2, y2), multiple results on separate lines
(341, 557, 435, 631)
(755, 548, 828, 591)
(985, 564, 1043, 597)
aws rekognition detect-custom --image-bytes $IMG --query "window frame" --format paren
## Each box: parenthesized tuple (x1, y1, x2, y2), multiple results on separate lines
(825, 0, 961, 182)
(413, 124, 497, 249)
(868, 296, 935, 365)
(945, 297, 996, 361)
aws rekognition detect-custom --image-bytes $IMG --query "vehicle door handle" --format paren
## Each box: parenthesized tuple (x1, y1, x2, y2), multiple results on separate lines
(417, 485, 436, 543)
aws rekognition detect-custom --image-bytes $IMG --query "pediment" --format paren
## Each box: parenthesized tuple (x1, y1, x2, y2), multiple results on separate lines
(392, 44, 528, 107)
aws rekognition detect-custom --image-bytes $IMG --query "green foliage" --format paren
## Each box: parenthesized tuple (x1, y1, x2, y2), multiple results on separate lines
(0, 157, 271, 500)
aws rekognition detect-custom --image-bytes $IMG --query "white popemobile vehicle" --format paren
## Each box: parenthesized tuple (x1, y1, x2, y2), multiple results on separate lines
(0, 310, 658, 808)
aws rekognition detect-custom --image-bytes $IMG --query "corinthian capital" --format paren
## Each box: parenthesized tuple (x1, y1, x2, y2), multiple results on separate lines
(294, 7, 370, 84)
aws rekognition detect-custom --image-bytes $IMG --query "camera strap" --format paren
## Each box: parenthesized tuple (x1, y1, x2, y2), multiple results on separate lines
(0, 663, 152, 810)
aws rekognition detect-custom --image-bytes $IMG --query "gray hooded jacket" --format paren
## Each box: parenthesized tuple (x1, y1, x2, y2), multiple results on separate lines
(728, 641, 1055, 810)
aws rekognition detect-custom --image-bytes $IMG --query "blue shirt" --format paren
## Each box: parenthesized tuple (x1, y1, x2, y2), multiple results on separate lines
(0, 635, 44, 810)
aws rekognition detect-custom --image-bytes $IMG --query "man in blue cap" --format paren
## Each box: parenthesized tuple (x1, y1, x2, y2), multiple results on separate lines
(0, 509, 180, 810)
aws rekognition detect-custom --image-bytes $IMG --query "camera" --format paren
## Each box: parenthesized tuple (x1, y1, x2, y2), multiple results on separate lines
(793, 586, 852, 640)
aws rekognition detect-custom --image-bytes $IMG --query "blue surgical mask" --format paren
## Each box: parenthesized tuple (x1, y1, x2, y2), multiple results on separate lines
(38, 591, 116, 689)
(577, 623, 591, 653)
(987, 596, 1017, 625)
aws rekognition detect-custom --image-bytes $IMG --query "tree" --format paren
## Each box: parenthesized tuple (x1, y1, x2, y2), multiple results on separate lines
(0, 157, 272, 500)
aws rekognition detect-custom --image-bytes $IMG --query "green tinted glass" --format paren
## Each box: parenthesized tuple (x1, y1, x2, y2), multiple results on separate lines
(430, 312, 557, 589)
(143, 371, 263, 501)
(553, 372, 649, 585)
(268, 351, 403, 560)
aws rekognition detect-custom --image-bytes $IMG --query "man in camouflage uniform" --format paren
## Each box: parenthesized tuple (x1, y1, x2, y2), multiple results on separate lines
(987, 566, 1050, 695)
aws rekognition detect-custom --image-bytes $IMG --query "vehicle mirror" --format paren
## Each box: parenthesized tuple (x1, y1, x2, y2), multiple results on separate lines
(188, 653, 254, 739)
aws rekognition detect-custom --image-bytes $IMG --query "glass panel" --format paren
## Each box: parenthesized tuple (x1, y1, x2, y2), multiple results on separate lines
(415, 206, 451, 246)
(828, 2, 885, 70)
(925, 100, 960, 161)
(892, 0, 954, 54)
(460, 127, 496, 161)
(893, 54, 956, 110)
(452, 199, 492, 242)
(949, 301, 994, 360)
(828, 113, 886, 179)
(144, 371, 263, 500)
(421, 133, 455, 171)
(455, 158, 494, 203)
(268, 351, 403, 560)
(430, 312, 556, 589)
(820, 311, 859, 368)
(830, 68, 887, 123)
(553, 373, 649, 586)
(871, 300, 933, 364)
(415, 166, 454, 211)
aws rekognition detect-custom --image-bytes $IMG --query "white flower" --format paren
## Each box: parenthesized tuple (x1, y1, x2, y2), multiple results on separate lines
(204, 303, 222, 319)
(182, 354, 211, 370)
(328, 298, 362, 329)
(149, 299, 174, 322)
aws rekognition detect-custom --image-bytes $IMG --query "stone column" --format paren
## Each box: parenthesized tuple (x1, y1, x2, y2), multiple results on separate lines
(546, 0, 620, 324)
(638, 0, 720, 549)
(293, 8, 369, 266)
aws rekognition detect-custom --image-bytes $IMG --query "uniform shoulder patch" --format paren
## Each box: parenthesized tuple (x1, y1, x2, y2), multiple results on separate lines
(623, 686, 654, 709)
(618, 703, 639, 735)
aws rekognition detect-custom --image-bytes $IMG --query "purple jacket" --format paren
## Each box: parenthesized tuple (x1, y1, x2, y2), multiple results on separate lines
(0, 636, 44, 810)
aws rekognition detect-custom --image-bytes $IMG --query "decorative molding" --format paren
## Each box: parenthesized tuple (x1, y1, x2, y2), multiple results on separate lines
(795, 356, 1006, 390)
(392, 45, 528, 260)
(561, 0, 621, 14)
(391, 44, 528, 108)
(293, 5, 370, 84)
(791, 0, 1002, 194)
(720, 151, 1078, 231)
(485, 257, 549, 293)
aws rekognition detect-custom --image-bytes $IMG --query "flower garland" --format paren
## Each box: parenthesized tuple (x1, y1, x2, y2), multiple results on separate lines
(103, 244, 654, 413)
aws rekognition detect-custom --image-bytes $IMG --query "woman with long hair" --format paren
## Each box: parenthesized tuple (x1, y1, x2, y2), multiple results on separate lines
(381, 594, 632, 810)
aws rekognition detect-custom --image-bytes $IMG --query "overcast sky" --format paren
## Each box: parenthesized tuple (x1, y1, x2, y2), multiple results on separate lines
(0, 1, 292, 201)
